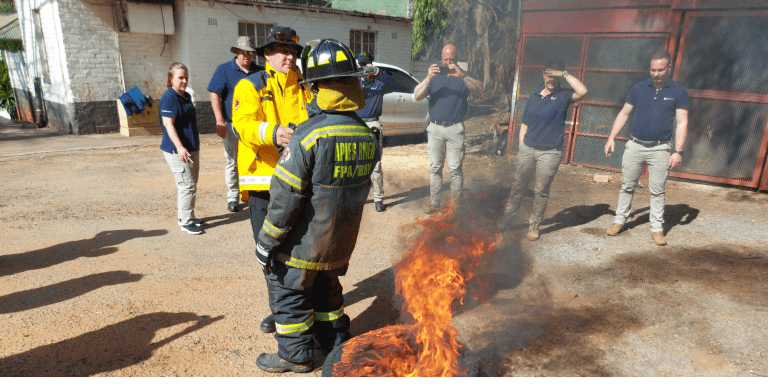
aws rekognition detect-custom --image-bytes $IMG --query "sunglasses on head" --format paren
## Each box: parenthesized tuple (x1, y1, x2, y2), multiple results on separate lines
(272, 32, 300, 43)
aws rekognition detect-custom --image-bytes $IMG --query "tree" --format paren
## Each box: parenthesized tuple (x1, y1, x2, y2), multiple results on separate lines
(411, 0, 521, 97)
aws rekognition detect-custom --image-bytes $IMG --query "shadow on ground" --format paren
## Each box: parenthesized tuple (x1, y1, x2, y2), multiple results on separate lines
(0, 312, 223, 376)
(0, 271, 143, 314)
(0, 229, 167, 277)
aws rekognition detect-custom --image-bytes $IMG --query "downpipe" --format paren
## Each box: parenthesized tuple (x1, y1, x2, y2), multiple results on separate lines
(33, 77, 48, 127)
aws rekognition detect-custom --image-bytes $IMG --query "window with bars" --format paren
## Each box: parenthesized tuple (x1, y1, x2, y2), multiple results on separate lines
(349, 30, 376, 57)
(238, 21, 274, 65)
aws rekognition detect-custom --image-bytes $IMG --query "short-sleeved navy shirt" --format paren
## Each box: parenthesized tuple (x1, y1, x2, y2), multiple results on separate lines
(356, 70, 399, 119)
(427, 70, 474, 122)
(159, 87, 200, 154)
(207, 59, 261, 122)
(522, 82, 574, 149)
(626, 78, 689, 141)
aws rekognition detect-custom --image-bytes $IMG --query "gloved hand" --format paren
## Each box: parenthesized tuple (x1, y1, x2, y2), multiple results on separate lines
(256, 242, 273, 273)
(362, 66, 379, 76)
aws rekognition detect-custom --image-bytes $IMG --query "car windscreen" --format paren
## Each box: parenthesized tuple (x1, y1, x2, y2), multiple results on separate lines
(381, 67, 419, 93)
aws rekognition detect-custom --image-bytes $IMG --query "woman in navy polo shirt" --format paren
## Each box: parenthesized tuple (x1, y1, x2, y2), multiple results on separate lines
(499, 57, 587, 241)
(160, 62, 204, 235)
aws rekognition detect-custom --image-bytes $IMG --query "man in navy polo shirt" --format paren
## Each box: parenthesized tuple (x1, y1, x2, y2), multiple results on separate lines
(413, 44, 483, 214)
(604, 50, 689, 246)
(498, 57, 588, 241)
(355, 52, 399, 212)
(208, 36, 263, 213)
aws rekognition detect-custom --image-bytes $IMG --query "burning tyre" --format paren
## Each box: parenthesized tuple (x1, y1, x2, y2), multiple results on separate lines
(322, 202, 498, 377)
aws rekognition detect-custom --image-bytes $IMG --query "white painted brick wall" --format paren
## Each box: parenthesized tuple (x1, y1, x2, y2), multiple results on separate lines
(177, 0, 414, 101)
(119, 32, 175, 99)
(56, 0, 124, 102)
(16, 0, 414, 107)
(16, 0, 70, 105)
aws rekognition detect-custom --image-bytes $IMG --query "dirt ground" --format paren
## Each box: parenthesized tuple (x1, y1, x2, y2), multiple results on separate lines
(1, 113, 768, 377)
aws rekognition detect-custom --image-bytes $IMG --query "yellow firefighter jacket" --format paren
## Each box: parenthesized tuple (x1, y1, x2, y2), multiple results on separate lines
(231, 62, 312, 200)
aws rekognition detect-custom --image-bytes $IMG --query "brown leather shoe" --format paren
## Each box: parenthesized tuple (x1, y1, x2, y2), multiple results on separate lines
(526, 222, 540, 241)
(606, 223, 623, 236)
(651, 231, 667, 246)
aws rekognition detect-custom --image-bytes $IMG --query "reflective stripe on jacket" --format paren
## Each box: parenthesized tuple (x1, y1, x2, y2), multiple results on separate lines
(257, 98, 381, 271)
(231, 62, 312, 197)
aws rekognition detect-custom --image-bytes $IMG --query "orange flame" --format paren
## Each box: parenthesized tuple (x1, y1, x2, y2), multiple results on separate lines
(333, 202, 498, 377)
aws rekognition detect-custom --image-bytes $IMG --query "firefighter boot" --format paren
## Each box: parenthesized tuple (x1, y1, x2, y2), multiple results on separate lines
(527, 222, 540, 241)
(260, 314, 276, 333)
(256, 353, 314, 373)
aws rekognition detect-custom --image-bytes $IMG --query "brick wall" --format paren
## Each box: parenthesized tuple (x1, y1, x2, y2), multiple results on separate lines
(14, 0, 414, 134)
(56, 0, 124, 102)
(118, 32, 173, 99)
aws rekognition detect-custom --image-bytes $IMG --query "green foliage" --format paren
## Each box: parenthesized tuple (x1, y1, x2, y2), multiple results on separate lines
(0, 1, 13, 13)
(411, 0, 450, 59)
(0, 40, 22, 51)
(0, 58, 15, 115)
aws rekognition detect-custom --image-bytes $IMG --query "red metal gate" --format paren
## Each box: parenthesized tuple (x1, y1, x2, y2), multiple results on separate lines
(505, 32, 672, 170)
(673, 10, 768, 190)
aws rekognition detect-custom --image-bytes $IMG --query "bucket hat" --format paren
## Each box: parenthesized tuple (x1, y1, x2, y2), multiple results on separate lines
(230, 36, 256, 54)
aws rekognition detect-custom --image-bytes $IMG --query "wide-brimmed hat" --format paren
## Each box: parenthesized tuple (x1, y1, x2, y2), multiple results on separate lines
(300, 39, 366, 84)
(255, 26, 303, 57)
(230, 36, 256, 54)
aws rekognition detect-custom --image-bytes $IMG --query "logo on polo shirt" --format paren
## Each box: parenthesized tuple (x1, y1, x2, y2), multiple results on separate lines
(663, 97, 674, 101)
(550, 96, 556, 100)
(235, 99, 240, 110)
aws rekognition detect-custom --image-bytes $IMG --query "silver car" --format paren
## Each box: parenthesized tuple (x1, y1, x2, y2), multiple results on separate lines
(370, 62, 429, 137)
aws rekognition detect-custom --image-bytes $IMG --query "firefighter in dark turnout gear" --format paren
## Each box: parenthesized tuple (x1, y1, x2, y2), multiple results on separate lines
(254, 39, 380, 373)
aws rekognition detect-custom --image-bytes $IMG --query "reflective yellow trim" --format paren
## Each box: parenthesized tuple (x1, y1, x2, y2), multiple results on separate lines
(314, 306, 344, 322)
(275, 316, 314, 335)
(321, 179, 370, 189)
(261, 219, 285, 239)
(307, 56, 315, 68)
(336, 50, 347, 62)
(274, 164, 307, 191)
(301, 125, 375, 150)
(275, 253, 350, 271)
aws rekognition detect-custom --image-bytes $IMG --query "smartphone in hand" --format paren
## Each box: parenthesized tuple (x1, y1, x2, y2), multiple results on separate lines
(438, 66, 453, 75)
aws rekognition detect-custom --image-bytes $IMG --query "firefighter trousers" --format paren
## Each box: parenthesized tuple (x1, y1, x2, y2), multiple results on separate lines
(264, 261, 351, 364)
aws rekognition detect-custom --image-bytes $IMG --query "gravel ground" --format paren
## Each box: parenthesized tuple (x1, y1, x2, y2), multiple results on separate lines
(1, 119, 767, 377)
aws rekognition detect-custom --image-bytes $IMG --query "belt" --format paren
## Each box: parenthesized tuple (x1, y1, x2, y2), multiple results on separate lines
(361, 117, 379, 122)
(430, 119, 462, 127)
(630, 136, 671, 148)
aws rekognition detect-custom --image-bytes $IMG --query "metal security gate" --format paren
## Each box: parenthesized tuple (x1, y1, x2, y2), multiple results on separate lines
(673, 10, 768, 189)
(506, 33, 671, 168)
(507, 34, 582, 164)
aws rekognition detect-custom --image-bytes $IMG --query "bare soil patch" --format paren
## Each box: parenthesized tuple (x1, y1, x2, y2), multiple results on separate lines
(1, 112, 768, 376)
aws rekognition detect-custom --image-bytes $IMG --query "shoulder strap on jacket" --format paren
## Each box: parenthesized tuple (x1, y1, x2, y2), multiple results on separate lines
(244, 70, 272, 91)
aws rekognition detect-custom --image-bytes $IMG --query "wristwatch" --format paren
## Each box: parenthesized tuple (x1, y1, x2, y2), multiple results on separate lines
(674, 150, 684, 156)
(562, 70, 569, 78)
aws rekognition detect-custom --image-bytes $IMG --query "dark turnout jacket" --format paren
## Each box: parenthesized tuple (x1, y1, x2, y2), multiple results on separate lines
(257, 89, 380, 272)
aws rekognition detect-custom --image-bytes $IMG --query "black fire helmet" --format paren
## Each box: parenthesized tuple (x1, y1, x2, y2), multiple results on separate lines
(300, 39, 366, 84)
